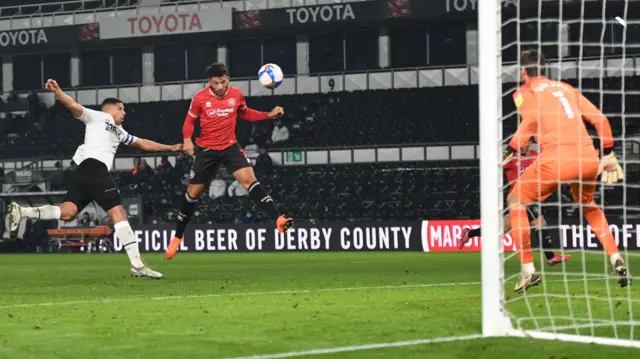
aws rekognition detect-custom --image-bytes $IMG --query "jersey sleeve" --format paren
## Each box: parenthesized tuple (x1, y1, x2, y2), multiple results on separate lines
(187, 95, 201, 119)
(74, 107, 101, 124)
(237, 92, 248, 112)
(237, 91, 270, 121)
(183, 95, 200, 139)
(118, 127, 138, 147)
(509, 89, 538, 150)
(575, 89, 614, 150)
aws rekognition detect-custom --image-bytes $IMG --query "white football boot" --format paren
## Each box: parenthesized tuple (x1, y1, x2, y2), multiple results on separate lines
(131, 265, 164, 279)
(514, 272, 541, 293)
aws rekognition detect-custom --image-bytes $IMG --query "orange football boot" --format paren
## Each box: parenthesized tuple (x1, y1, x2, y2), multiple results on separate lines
(276, 215, 294, 233)
(165, 236, 183, 260)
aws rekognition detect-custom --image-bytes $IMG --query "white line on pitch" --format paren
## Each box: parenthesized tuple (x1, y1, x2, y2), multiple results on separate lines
(218, 334, 484, 359)
(0, 277, 604, 310)
(0, 281, 480, 310)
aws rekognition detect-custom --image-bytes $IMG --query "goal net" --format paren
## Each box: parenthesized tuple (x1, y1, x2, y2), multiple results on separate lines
(479, 0, 640, 347)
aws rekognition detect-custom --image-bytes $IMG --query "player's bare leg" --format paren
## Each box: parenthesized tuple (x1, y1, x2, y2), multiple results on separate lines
(507, 192, 541, 293)
(108, 205, 162, 279)
(232, 167, 294, 233)
(165, 183, 205, 260)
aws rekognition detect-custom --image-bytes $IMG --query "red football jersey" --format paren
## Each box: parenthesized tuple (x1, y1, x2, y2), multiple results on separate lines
(183, 86, 269, 150)
(503, 150, 538, 189)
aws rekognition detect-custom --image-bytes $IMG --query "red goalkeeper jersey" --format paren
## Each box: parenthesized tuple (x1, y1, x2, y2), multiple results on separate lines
(183, 86, 270, 150)
(503, 150, 538, 189)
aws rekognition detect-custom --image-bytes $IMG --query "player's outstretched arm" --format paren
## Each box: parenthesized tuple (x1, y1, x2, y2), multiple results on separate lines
(132, 139, 182, 152)
(577, 91, 614, 150)
(237, 93, 284, 121)
(238, 105, 283, 121)
(44, 79, 84, 119)
(182, 114, 196, 156)
(576, 91, 623, 184)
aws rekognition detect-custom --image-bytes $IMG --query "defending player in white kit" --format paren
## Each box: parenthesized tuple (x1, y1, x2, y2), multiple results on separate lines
(7, 79, 182, 278)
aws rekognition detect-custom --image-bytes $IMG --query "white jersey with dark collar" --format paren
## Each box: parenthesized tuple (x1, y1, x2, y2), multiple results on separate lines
(71, 108, 138, 171)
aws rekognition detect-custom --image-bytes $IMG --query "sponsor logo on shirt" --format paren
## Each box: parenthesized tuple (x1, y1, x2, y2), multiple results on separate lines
(206, 108, 235, 117)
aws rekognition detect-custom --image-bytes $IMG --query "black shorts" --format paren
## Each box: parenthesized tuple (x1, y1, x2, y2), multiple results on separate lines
(526, 190, 561, 222)
(63, 158, 122, 212)
(189, 143, 253, 184)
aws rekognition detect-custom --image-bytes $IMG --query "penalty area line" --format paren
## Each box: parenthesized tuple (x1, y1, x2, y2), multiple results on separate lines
(218, 334, 483, 359)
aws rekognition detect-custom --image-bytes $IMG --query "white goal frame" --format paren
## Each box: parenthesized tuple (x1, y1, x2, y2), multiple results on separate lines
(478, 0, 640, 348)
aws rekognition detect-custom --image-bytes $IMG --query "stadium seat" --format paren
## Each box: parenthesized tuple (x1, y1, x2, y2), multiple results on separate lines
(106, 161, 482, 223)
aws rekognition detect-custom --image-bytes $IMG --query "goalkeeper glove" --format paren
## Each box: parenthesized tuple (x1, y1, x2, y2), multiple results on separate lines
(599, 150, 624, 185)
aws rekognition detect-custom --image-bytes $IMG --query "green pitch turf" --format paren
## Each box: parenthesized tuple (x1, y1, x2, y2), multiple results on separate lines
(0, 252, 638, 358)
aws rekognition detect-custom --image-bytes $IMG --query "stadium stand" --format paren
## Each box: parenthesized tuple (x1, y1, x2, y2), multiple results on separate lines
(81, 160, 481, 224)
(2, 76, 638, 160)
(1, 0, 638, 250)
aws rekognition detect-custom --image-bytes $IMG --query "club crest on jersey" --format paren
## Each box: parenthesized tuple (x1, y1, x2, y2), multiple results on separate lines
(228, 98, 236, 106)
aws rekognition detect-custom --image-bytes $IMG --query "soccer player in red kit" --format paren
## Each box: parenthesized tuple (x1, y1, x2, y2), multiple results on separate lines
(165, 63, 294, 259)
(459, 140, 571, 266)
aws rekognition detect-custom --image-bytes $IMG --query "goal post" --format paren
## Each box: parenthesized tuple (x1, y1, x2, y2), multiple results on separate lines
(479, 0, 640, 348)
(478, 0, 512, 337)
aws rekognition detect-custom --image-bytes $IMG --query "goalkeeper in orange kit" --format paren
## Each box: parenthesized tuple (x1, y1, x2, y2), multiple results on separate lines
(506, 50, 628, 293)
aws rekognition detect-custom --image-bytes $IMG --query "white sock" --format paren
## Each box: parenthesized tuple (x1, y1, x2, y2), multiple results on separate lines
(611, 253, 622, 267)
(522, 262, 536, 275)
(20, 206, 61, 220)
(114, 221, 144, 268)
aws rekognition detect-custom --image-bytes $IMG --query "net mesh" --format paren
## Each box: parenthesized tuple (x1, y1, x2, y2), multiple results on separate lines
(498, 0, 640, 342)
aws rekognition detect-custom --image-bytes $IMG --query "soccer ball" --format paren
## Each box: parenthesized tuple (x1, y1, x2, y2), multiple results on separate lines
(258, 63, 284, 89)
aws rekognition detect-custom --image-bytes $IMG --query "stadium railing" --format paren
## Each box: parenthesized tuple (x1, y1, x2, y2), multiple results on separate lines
(4, 55, 638, 105)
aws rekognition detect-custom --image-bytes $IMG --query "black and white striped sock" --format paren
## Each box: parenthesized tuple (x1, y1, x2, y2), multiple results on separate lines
(175, 192, 198, 239)
(248, 181, 280, 221)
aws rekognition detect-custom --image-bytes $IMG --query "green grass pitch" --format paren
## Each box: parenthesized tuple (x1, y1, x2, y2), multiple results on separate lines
(0, 252, 639, 358)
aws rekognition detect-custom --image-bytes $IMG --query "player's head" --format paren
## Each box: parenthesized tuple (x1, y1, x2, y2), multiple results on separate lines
(101, 98, 125, 125)
(206, 62, 229, 97)
(520, 50, 547, 83)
